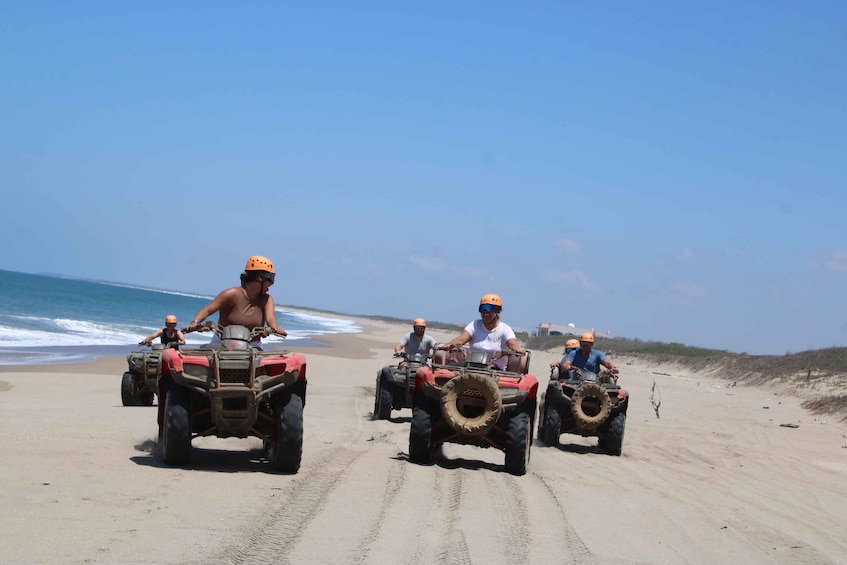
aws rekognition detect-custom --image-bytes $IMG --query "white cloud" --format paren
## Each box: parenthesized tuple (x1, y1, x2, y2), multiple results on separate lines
(542, 270, 595, 290)
(821, 248, 847, 272)
(556, 239, 581, 254)
(410, 255, 446, 271)
(679, 248, 696, 264)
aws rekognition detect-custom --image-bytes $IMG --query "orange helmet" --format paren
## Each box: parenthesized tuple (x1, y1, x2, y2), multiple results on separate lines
(579, 331, 595, 343)
(565, 338, 579, 349)
(244, 255, 274, 274)
(413, 318, 426, 327)
(165, 315, 177, 324)
(479, 293, 503, 309)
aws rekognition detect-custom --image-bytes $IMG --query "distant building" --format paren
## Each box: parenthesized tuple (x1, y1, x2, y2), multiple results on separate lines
(535, 323, 568, 337)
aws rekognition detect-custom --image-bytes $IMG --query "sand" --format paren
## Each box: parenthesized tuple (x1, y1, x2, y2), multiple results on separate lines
(1, 315, 846, 564)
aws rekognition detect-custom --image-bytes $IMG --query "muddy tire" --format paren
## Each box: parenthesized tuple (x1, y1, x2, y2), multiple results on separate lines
(161, 386, 191, 465)
(440, 373, 502, 436)
(270, 394, 304, 473)
(121, 372, 136, 406)
(542, 405, 561, 447)
(604, 411, 626, 456)
(571, 382, 612, 428)
(504, 412, 532, 475)
(409, 405, 434, 464)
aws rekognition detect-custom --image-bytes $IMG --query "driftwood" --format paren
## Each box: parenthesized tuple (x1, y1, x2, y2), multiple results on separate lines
(650, 380, 661, 419)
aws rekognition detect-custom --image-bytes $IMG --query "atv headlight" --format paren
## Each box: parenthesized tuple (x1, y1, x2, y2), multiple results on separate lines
(183, 364, 209, 378)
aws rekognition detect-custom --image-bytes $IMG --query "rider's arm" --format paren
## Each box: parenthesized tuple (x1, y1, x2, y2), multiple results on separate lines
(395, 334, 410, 356)
(601, 358, 618, 373)
(176, 330, 186, 345)
(188, 289, 234, 329)
(263, 294, 287, 336)
(440, 330, 471, 349)
(140, 329, 162, 345)
(505, 337, 525, 355)
(561, 350, 576, 371)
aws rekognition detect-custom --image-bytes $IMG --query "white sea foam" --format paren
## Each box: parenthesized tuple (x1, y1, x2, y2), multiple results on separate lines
(277, 308, 361, 335)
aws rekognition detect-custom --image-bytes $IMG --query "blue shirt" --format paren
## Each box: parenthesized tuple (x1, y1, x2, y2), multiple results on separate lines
(564, 348, 607, 374)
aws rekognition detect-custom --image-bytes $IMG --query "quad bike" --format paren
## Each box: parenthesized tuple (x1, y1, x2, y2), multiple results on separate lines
(121, 322, 214, 406)
(374, 351, 431, 420)
(537, 366, 629, 455)
(157, 324, 307, 472)
(408, 346, 539, 475)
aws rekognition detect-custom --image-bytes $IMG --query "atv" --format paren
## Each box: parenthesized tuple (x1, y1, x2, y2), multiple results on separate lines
(374, 351, 431, 420)
(157, 324, 307, 472)
(537, 367, 629, 455)
(408, 347, 539, 475)
(121, 323, 214, 407)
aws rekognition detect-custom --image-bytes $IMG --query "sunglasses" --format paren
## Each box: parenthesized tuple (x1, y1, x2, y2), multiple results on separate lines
(256, 272, 275, 284)
(166, 323, 176, 327)
(479, 304, 498, 313)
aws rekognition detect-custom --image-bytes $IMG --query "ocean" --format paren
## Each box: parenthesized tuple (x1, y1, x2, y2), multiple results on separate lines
(0, 269, 360, 365)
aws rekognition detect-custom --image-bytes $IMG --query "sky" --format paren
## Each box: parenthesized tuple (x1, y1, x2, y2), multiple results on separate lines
(1, 2, 846, 355)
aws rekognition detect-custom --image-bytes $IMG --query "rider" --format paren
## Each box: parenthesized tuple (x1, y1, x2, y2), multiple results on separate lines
(549, 338, 580, 371)
(393, 318, 437, 362)
(139, 315, 186, 348)
(557, 331, 618, 380)
(437, 294, 525, 370)
(185, 255, 287, 348)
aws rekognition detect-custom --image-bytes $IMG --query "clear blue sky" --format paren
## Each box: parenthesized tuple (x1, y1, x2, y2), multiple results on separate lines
(2, 2, 845, 354)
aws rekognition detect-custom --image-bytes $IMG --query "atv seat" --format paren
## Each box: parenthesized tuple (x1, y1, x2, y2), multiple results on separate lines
(433, 349, 467, 367)
(504, 351, 530, 374)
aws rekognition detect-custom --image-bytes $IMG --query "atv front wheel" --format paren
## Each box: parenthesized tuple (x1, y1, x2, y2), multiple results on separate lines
(270, 394, 304, 472)
(161, 386, 191, 465)
(604, 411, 626, 456)
(504, 412, 532, 475)
(542, 406, 561, 447)
(121, 372, 137, 406)
(374, 371, 393, 420)
(409, 406, 434, 464)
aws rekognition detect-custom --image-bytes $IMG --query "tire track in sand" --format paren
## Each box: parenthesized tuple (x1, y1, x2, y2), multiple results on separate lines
(437, 469, 473, 565)
(536, 474, 598, 564)
(225, 444, 367, 564)
(483, 472, 530, 563)
(347, 458, 407, 564)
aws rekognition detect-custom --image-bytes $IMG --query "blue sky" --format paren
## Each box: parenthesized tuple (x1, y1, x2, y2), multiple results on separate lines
(2, 2, 845, 354)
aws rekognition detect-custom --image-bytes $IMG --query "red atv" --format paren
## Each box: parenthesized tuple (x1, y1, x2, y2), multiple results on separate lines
(408, 347, 539, 475)
(158, 324, 307, 472)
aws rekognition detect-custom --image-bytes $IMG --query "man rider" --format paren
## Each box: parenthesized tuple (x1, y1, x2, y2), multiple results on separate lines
(556, 332, 618, 380)
(394, 318, 437, 362)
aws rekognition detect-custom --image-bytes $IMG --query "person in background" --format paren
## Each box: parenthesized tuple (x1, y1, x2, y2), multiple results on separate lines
(556, 331, 619, 381)
(550, 338, 580, 370)
(394, 318, 437, 362)
(140, 315, 185, 348)
(437, 294, 525, 370)
(185, 255, 287, 348)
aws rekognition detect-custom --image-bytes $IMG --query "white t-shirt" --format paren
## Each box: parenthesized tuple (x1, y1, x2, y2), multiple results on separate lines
(464, 319, 516, 369)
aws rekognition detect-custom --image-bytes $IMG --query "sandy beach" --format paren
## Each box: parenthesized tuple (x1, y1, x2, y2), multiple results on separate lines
(1, 314, 846, 564)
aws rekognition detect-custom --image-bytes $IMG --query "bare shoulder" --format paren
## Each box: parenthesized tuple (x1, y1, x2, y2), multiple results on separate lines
(216, 286, 243, 304)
